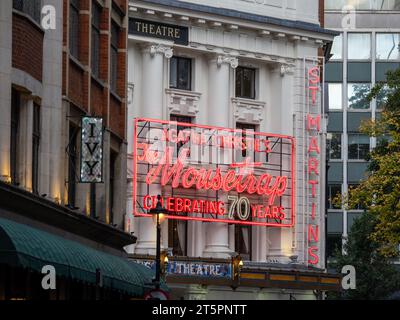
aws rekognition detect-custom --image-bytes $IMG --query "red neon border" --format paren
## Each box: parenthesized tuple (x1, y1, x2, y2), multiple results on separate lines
(132, 118, 296, 228)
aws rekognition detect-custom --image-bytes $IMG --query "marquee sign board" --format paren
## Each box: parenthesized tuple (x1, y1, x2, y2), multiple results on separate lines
(134, 259, 233, 279)
(133, 118, 296, 227)
(80, 117, 103, 183)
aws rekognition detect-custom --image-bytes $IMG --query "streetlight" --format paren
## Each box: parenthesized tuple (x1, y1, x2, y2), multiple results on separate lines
(149, 194, 168, 290)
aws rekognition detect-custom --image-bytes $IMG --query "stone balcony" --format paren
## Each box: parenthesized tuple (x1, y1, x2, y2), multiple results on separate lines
(166, 88, 202, 117)
(232, 97, 266, 125)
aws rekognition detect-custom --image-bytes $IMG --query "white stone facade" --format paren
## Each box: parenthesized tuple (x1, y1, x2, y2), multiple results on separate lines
(126, 0, 335, 299)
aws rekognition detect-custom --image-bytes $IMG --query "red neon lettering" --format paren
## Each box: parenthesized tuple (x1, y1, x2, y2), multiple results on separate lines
(308, 225, 319, 243)
(307, 114, 321, 132)
(145, 149, 288, 205)
(308, 67, 320, 84)
(308, 158, 319, 175)
(308, 137, 320, 154)
(311, 203, 316, 220)
(308, 246, 319, 265)
(309, 180, 318, 198)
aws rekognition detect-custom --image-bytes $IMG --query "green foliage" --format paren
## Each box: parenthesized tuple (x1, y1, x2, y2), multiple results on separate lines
(338, 68, 400, 257)
(328, 212, 400, 300)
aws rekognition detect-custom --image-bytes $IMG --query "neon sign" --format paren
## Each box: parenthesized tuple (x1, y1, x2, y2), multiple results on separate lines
(305, 61, 323, 265)
(133, 119, 296, 227)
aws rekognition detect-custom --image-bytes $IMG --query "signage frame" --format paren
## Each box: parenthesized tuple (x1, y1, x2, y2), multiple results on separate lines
(133, 118, 296, 228)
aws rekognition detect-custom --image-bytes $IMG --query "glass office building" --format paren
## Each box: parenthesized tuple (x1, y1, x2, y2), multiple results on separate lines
(324, 0, 400, 260)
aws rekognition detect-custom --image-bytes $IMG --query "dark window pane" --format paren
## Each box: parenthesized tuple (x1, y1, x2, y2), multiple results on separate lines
(348, 83, 371, 110)
(32, 104, 40, 194)
(327, 234, 342, 259)
(235, 224, 251, 260)
(110, 22, 119, 93)
(170, 57, 177, 88)
(13, 0, 41, 23)
(10, 89, 20, 185)
(236, 67, 256, 99)
(68, 124, 78, 207)
(348, 134, 370, 160)
(327, 133, 342, 160)
(91, 1, 101, 78)
(328, 184, 341, 209)
(69, 0, 80, 59)
(170, 57, 191, 91)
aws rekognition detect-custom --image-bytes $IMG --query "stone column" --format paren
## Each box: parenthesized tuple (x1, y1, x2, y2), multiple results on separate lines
(268, 63, 296, 263)
(40, 0, 64, 202)
(134, 43, 173, 255)
(0, 0, 12, 182)
(203, 55, 238, 259)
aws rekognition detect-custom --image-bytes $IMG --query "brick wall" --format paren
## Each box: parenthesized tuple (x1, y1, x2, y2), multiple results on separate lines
(12, 12, 44, 82)
(68, 62, 85, 109)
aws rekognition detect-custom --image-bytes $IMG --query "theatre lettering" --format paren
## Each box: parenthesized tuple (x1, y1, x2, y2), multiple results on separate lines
(133, 119, 295, 227)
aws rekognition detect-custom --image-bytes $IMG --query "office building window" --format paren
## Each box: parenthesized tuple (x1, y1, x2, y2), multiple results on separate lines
(327, 184, 342, 209)
(326, 234, 342, 259)
(376, 84, 391, 110)
(376, 33, 400, 60)
(69, 0, 80, 59)
(326, 0, 400, 10)
(91, 1, 101, 78)
(32, 104, 40, 194)
(327, 133, 342, 160)
(110, 21, 120, 93)
(10, 89, 20, 185)
(331, 34, 343, 60)
(348, 83, 371, 110)
(348, 134, 370, 160)
(170, 57, 192, 91)
(348, 212, 362, 233)
(328, 83, 342, 110)
(13, 0, 41, 23)
(348, 33, 371, 60)
(348, 184, 365, 210)
(67, 124, 79, 208)
(236, 67, 256, 99)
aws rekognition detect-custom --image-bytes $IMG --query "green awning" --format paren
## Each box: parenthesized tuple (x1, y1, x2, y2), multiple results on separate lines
(0, 217, 167, 297)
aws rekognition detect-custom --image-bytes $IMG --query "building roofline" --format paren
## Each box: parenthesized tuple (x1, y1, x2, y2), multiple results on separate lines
(136, 0, 340, 37)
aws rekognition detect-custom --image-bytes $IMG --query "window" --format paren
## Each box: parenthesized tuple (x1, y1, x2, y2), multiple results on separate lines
(327, 133, 342, 160)
(326, 234, 342, 259)
(170, 115, 192, 155)
(347, 212, 362, 232)
(110, 22, 120, 93)
(109, 151, 117, 225)
(236, 123, 256, 159)
(328, 83, 342, 110)
(331, 34, 343, 60)
(170, 57, 192, 91)
(10, 89, 20, 186)
(348, 184, 365, 210)
(235, 223, 252, 261)
(376, 33, 400, 60)
(168, 219, 187, 256)
(327, 184, 342, 209)
(325, 0, 400, 11)
(69, 0, 80, 59)
(236, 67, 256, 99)
(348, 33, 371, 60)
(32, 104, 40, 194)
(91, 1, 101, 78)
(168, 115, 190, 256)
(67, 124, 79, 208)
(348, 134, 370, 160)
(348, 83, 371, 110)
(13, 0, 41, 23)
(376, 84, 392, 110)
